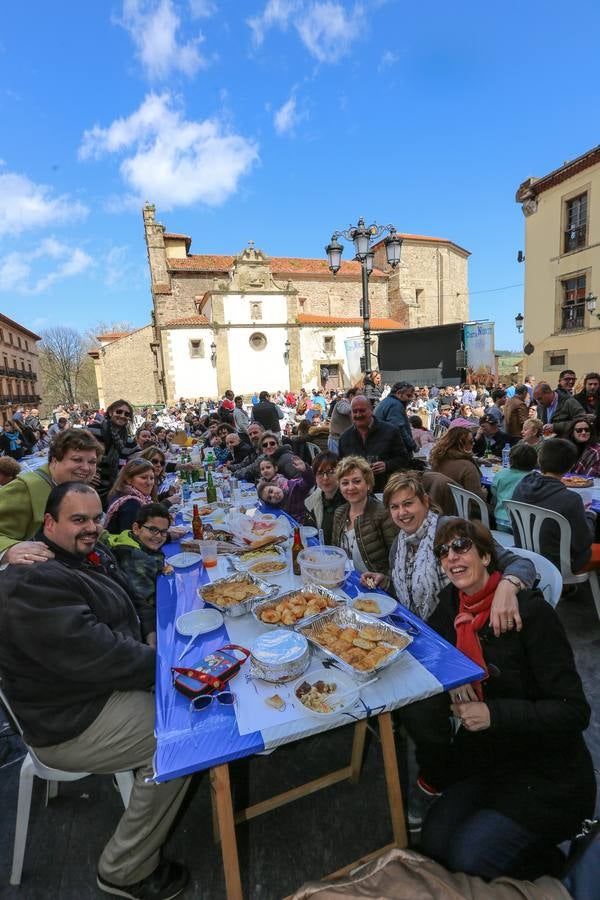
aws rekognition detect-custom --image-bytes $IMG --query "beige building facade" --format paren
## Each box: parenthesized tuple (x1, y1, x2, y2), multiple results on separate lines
(0, 313, 41, 423)
(91, 205, 470, 406)
(516, 144, 600, 381)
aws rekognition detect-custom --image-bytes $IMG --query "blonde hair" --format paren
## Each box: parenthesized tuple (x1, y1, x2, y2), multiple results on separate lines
(335, 455, 375, 491)
(523, 417, 543, 436)
(383, 470, 428, 508)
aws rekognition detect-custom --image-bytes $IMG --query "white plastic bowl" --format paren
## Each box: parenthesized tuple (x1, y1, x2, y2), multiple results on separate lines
(297, 545, 347, 588)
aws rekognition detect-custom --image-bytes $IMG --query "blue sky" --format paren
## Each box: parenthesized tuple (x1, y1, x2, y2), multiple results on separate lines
(1, 0, 599, 349)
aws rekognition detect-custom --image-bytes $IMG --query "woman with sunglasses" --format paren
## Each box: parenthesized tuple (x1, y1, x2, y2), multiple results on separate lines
(256, 431, 302, 479)
(568, 417, 600, 477)
(304, 451, 345, 544)
(417, 517, 595, 882)
(104, 459, 157, 534)
(360, 471, 534, 630)
(139, 447, 180, 506)
(88, 399, 138, 504)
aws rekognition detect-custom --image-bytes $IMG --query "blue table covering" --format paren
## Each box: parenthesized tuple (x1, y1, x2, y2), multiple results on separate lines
(153, 505, 483, 783)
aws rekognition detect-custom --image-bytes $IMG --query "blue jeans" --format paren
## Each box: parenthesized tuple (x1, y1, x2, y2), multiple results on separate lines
(420, 775, 564, 881)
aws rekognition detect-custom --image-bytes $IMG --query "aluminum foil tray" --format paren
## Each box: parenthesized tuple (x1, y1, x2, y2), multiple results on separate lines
(197, 571, 274, 618)
(252, 585, 346, 630)
(297, 606, 412, 682)
(250, 630, 311, 683)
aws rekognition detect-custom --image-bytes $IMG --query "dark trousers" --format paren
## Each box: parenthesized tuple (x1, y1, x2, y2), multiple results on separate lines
(420, 774, 565, 881)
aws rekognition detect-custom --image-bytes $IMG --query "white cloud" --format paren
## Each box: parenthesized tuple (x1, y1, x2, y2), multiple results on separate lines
(248, 1, 364, 63)
(189, 0, 216, 17)
(273, 94, 304, 135)
(79, 92, 259, 209)
(104, 245, 148, 289)
(378, 49, 398, 69)
(0, 169, 88, 238)
(117, 0, 207, 80)
(0, 238, 93, 295)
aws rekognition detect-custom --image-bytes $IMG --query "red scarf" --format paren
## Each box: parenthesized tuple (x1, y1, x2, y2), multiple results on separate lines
(454, 571, 501, 700)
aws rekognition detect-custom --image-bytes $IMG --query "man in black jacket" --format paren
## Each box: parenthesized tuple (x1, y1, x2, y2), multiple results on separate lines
(574, 372, 600, 421)
(250, 391, 283, 433)
(338, 395, 411, 492)
(0, 482, 190, 899)
(473, 414, 517, 458)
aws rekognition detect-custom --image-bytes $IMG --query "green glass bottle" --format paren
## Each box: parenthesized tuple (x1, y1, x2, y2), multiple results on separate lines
(206, 470, 217, 504)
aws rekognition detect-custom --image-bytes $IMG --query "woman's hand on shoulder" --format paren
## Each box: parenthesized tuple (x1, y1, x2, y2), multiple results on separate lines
(489, 578, 522, 637)
(360, 571, 384, 589)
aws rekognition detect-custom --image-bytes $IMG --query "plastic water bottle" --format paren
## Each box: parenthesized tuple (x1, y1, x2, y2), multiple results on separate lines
(502, 443, 510, 468)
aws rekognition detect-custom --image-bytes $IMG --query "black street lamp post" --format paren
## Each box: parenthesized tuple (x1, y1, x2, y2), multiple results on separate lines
(326, 218, 402, 373)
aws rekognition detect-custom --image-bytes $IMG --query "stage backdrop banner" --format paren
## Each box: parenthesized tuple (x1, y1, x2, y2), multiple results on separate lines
(464, 321, 495, 378)
(344, 335, 365, 383)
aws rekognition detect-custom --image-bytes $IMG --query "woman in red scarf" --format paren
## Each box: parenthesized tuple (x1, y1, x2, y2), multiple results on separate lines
(104, 459, 157, 535)
(419, 518, 595, 882)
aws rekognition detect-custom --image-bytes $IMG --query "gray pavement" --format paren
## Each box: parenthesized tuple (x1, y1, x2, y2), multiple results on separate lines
(1, 586, 599, 899)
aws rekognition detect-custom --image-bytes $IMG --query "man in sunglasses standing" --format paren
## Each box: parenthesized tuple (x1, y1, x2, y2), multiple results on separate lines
(88, 400, 139, 505)
(0, 482, 191, 899)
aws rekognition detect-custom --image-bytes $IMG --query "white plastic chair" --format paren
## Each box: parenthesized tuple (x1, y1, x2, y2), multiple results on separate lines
(0, 682, 134, 886)
(448, 484, 514, 548)
(504, 499, 600, 618)
(508, 546, 563, 608)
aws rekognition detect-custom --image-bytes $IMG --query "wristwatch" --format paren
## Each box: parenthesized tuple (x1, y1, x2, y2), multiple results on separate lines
(501, 575, 522, 590)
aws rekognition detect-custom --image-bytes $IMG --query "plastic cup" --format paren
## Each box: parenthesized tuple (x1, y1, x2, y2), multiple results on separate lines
(199, 540, 218, 568)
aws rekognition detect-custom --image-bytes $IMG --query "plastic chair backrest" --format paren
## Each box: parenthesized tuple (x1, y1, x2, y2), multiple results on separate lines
(448, 484, 490, 528)
(0, 679, 24, 737)
(508, 546, 563, 607)
(503, 499, 576, 578)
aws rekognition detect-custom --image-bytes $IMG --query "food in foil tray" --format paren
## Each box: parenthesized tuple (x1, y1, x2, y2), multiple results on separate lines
(202, 578, 263, 609)
(258, 590, 337, 625)
(310, 622, 407, 672)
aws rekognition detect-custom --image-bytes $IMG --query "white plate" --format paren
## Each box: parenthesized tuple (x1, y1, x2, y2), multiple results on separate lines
(292, 667, 361, 718)
(169, 552, 203, 568)
(351, 593, 397, 618)
(176, 609, 224, 636)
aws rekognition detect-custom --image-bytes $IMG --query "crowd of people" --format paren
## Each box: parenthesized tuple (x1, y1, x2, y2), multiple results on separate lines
(0, 366, 598, 898)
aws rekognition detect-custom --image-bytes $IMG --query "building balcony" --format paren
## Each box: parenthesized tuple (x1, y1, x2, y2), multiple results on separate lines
(561, 303, 586, 331)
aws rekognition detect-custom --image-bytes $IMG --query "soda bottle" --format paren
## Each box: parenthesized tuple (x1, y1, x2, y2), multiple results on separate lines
(206, 470, 217, 504)
(192, 504, 204, 540)
(292, 526, 304, 577)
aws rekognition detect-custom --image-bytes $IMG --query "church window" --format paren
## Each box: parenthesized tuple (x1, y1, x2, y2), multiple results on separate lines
(416, 288, 424, 303)
(249, 332, 267, 351)
(323, 335, 335, 353)
(250, 301, 262, 320)
(189, 338, 204, 358)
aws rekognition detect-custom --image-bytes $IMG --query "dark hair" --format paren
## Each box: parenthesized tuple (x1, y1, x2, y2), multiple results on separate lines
(491, 389, 506, 402)
(106, 399, 134, 420)
(48, 428, 103, 462)
(45, 481, 98, 520)
(434, 517, 498, 573)
(568, 416, 596, 456)
(509, 442, 537, 471)
(559, 369, 576, 380)
(514, 384, 528, 397)
(135, 503, 171, 526)
(108, 458, 157, 501)
(259, 391, 269, 401)
(392, 381, 413, 393)
(583, 372, 600, 387)
(312, 450, 339, 476)
(538, 438, 577, 476)
(409, 415, 423, 428)
(234, 395, 243, 403)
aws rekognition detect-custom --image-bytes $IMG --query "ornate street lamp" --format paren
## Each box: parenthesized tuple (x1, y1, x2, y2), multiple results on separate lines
(326, 218, 402, 372)
(515, 312, 524, 334)
(585, 292, 599, 318)
(210, 341, 217, 366)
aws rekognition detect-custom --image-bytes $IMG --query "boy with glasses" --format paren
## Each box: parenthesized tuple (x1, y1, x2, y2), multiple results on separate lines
(104, 503, 173, 647)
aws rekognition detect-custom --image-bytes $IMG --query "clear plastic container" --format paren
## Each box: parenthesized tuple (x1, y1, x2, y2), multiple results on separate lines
(297, 545, 347, 588)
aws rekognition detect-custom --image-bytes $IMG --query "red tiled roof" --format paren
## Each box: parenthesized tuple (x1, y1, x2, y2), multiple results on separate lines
(153, 283, 172, 294)
(164, 316, 210, 327)
(97, 332, 131, 341)
(166, 255, 386, 279)
(297, 314, 403, 329)
(516, 144, 600, 201)
(164, 232, 191, 241)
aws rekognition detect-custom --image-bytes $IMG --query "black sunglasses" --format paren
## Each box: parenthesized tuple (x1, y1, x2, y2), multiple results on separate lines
(434, 536, 473, 560)
(262, 440, 277, 448)
(113, 409, 132, 418)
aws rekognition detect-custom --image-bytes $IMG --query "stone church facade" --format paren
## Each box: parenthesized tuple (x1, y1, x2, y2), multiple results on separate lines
(90, 204, 469, 406)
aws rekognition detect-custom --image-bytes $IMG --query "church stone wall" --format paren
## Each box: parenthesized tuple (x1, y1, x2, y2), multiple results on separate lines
(98, 326, 158, 407)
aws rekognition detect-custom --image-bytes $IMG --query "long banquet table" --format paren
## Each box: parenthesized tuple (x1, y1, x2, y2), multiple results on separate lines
(154, 506, 483, 898)
(481, 466, 600, 514)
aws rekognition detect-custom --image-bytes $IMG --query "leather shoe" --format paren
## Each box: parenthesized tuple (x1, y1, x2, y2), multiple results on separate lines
(97, 859, 189, 899)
